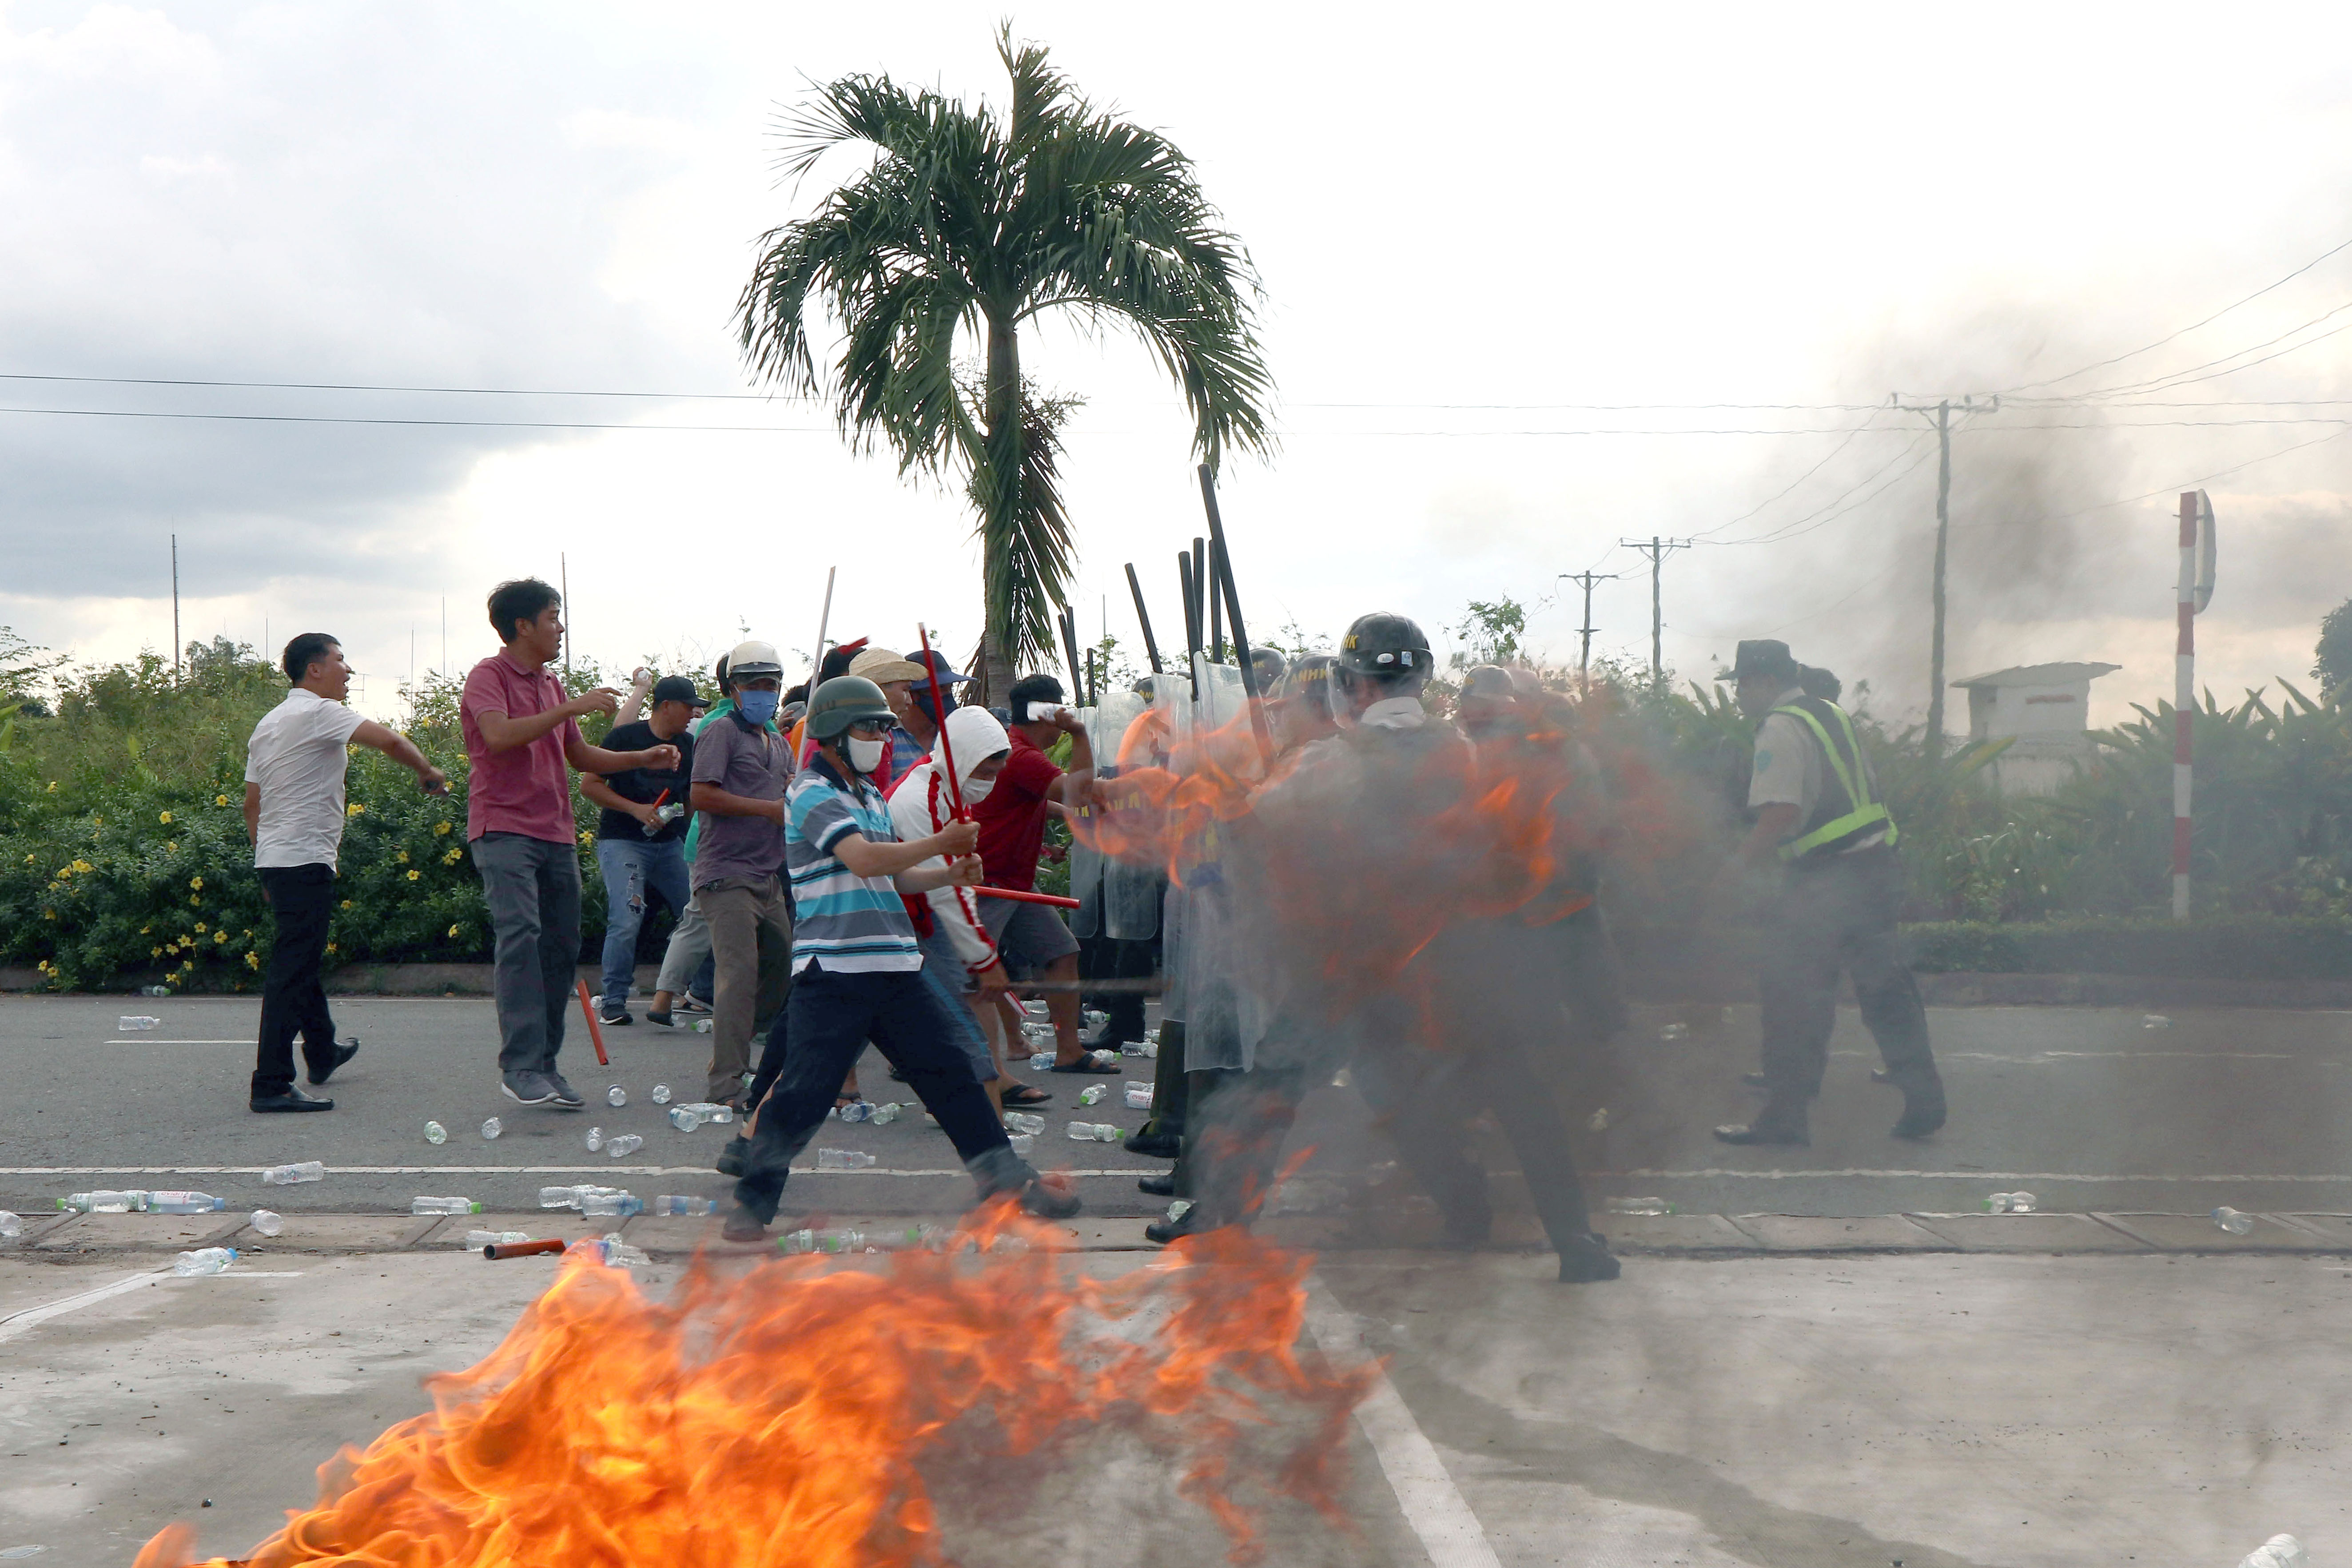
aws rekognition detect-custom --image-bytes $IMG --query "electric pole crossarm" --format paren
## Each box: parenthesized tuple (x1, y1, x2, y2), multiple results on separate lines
(1557, 571, 1621, 679)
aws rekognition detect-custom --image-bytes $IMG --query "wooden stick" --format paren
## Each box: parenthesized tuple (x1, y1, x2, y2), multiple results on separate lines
(575, 979, 610, 1066)
(1125, 562, 1163, 675)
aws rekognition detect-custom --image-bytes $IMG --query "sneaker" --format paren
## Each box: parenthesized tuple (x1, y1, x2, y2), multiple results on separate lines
(598, 1006, 633, 1027)
(542, 1072, 587, 1110)
(500, 1071, 557, 1106)
(1556, 1232, 1622, 1284)
(677, 992, 714, 1015)
(646, 1008, 675, 1029)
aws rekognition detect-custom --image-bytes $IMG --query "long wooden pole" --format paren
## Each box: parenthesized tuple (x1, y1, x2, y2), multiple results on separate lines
(1196, 466, 1275, 762)
(2173, 492, 2197, 920)
(1124, 563, 1163, 675)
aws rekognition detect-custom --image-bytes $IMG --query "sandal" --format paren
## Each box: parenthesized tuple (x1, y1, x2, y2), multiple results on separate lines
(999, 1083, 1054, 1106)
(1045, 1050, 1121, 1075)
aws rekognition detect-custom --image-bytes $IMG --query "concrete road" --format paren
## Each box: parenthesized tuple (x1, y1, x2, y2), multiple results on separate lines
(2, 1243, 2343, 1567)
(3, 993, 2349, 1222)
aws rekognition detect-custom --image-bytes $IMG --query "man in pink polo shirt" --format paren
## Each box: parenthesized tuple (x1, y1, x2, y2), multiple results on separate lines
(462, 577, 679, 1110)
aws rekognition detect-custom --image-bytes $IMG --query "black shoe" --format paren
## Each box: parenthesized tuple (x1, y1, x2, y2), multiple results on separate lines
(1144, 1209, 1201, 1246)
(1557, 1232, 1621, 1283)
(1890, 1076, 1947, 1139)
(1715, 1098, 1810, 1146)
(716, 1135, 749, 1178)
(1079, 1023, 1139, 1052)
(306, 1039, 359, 1087)
(646, 1008, 674, 1029)
(1137, 1172, 1176, 1197)
(1123, 1129, 1182, 1160)
(251, 1086, 334, 1113)
(721, 1206, 768, 1243)
(599, 1007, 633, 1027)
(1019, 1177, 1083, 1221)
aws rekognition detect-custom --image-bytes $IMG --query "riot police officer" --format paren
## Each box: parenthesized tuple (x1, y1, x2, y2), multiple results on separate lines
(1712, 639, 1944, 1146)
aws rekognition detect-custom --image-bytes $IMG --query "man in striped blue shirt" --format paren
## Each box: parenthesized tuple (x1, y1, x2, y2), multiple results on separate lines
(725, 676, 1082, 1238)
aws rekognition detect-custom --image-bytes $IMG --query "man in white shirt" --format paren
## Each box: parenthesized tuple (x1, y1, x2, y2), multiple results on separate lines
(243, 633, 447, 1112)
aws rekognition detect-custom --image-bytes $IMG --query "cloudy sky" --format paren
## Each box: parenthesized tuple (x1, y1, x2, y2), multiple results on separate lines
(5, 1, 2352, 728)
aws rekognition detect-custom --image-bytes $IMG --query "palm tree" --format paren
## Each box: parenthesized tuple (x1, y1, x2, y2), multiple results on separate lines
(736, 27, 1274, 688)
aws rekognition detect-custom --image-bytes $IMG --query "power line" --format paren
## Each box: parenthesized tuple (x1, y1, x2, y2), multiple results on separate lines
(1709, 436, 1938, 547)
(2011, 297, 2352, 403)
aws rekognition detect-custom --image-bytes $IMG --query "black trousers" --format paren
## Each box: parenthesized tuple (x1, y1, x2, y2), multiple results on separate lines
(733, 964, 1024, 1225)
(252, 863, 338, 1097)
(1758, 847, 1936, 1098)
(1077, 933, 1154, 1041)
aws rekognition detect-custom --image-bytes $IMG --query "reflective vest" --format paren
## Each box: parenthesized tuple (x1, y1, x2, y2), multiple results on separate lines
(1765, 696, 1898, 862)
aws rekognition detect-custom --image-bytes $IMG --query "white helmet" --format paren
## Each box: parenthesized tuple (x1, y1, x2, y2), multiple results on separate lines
(726, 638, 784, 682)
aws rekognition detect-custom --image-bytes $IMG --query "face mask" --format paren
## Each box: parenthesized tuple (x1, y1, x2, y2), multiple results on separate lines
(961, 776, 995, 803)
(737, 690, 779, 726)
(847, 736, 886, 775)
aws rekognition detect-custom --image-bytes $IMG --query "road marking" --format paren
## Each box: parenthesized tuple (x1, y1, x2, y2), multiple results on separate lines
(103, 1039, 248, 1045)
(1303, 1279, 1500, 1568)
(0, 1166, 1151, 1178)
(0, 1270, 162, 1345)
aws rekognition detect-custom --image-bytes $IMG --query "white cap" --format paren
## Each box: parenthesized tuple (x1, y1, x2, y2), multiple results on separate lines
(726, 638, 783, 681)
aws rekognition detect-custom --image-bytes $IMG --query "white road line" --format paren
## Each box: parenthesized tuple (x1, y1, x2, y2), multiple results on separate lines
(0, 1270, 162, 1345)
(104, 1039, 247, 1044)
(1303, 1279, 1500, 1568)
(0, 1166, 1148, 1178)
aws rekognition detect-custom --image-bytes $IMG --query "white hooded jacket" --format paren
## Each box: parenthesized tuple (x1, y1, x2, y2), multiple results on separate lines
(887, 704, 1011, 974)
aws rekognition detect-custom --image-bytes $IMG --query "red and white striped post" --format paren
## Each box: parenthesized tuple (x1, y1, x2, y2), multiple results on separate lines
(2172, 492, 2197, 919)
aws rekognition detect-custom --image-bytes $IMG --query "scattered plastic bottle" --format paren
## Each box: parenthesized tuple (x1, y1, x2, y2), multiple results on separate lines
(652, 1195, 717, 1216)
(148, 1192, 224, 1214)
(706, 1106, 734, 1125)
(257, 1159, 325, 1186)
(1587, 1106, 1613, 1132)
(1003, 1111, 1046, 1136)
(816, 1148, 877, 1171)
(1066, 1122, 1119, 1142)
(597, 1235, 652, 1269)
(668, 1106, 702, 1131)
(1982, 1191, 2038, 1214)
(247, 1210, 283, 1237)
(584, 1126, 605, 1152)
(410, 1196, 481, 1216)
(540, 1184, 606, 1209)
(1124, 1083, 1153, 1110)
(1028, 1051, 1055, 1071)
(838, 1101, 876, 1124)
(118, 1015, 161, 1031)
(462, 1230, 531, 1249)
(1166, 1198, 1194, 1223)
(423, 1121, 448, 1146)
(480, 1118, 503, 1141)
(605, 1084, 627, 1108)
(870, 1102, 901, 1125)
(781, 1227, 867, 1255)
(142, 984, 171, 997)
(651, 1084, 673, 1104)
(605, 1134, 644, 1158)
(1605, 1196, 1673, 1216)
(61, 1190, 141, 1214)
(1078, 1084, 1107, 1106)
(2239, 1534, 2308, 1568)
(581, 1191, 644, 1217)
(695, 1019, 714, 1034)
(1008, 1133, 1036, 1159)
(1658, 1022, 1690, 1041)
(0, 1211, 21, 1239)
(2143, 1014, 2175, 1030)
(2213, 1206, 2256, 1236)
(172, 1247, 237, 1277)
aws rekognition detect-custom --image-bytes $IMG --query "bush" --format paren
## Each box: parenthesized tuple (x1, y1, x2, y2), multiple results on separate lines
(1904, 915, 2352, 981)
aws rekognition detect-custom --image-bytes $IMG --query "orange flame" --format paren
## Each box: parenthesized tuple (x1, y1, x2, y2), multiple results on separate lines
(135, 1210, 1373, 1568)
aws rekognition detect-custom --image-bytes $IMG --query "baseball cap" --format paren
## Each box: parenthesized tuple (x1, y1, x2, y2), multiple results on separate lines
(649, 675, 708, 708)
(847, 646, 929, 685)
(910, 649, 971, 688)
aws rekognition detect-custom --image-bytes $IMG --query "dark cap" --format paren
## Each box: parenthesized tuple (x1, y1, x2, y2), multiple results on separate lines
(650, 675, 708, 708)
(910, 649, 971, 689)
(1730, 639, 1800, 682)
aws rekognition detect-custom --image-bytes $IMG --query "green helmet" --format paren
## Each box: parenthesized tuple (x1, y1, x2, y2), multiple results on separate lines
(805, 675, 895, 741)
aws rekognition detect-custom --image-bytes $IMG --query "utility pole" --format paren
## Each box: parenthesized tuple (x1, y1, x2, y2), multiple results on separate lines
(170, 533, 181, 683)
(1891, 393, 1998, 760)
(559, 552, 571, 680)
(1617, 537, 1691, 689)
(1557, 571, 1621, 680)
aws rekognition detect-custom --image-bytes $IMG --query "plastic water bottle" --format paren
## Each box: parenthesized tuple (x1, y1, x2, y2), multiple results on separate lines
(480, 1118, 502, 1141)
(260, 1162, 324, 1186)
(423, 1121, 448, 1145)
(2143, 1014, 2174, 1030)
(695, 1019, 714, 1034)
(605, 1134, 644, 1158)
(2239, 1535, 2308, 1568)
(0, 1211, 22, 1238)
(651, 1084, 672, 1104)
(148, 1192, 224, 1214)
(1008, 1133, 1035, 1158)
(1658, 1022, 1689, 1041)
(118, 1015, 160, 1031)
(1124, 1082, 1153, 1110)
(1135, 1039, 1158, 1059)
(1066, 1122, 1118, 1142)
(539, 1185, 591, 1209)
(1003, 1111, 1046, 1136)
(705, 1106, 734, 1125)
(462, 1229, 530, 1249)
(2213, 1206, 2256, 1236)
(1029, 1051, 1054, 1071)
(1605, 1196, 1673, 1216)
(816, 1148, 876, 1171)
(172, 1247, 236, 1277)
(62, 1190, 138, 1214)
(1078, 1084, 1107, 1106)
(581, 1191, 643, 1217)
(668, 1106, 701, 1131)
(871, 1102, 901, 1125)
(1166, 1198, 1194, 1223)
(142, 984, 170, 997)
(410, 1196, 481, 1216)
(1982, 1191, 2038, 1214)
(584, 1126, 604, 1152)
(606, 1084, 627, 1107)
(652, 1195, 717, 1216)
(838, 1101, 876, 1124)
(599, 1236, 652, 1270)
(247, 1210, 283, 1237)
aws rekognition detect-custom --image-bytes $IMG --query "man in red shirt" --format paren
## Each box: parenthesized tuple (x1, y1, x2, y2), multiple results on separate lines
(462, 578, 680, 1110)
(972, 673, 1107, 1072)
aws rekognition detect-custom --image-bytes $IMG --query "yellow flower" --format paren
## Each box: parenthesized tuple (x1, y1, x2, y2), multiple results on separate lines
(151, 946, 162, 957)
(443, 848, 462, 865)
(92, 816, 102, 827)
(214, 931, 227, 943)
(20, 853, 31, 863)
(188, 895, 201, 907)
(195, 922, 207, 934)
(325, 942, 336, 954)
(447, 923, 461, 938)
(395, 849, 409, 864)
(215, 793, 229, 807)
(346, 802, 366, 816)
(45, 780, 56, 792)
(164, 841, 176, 853)
(43, 908, 55, 920)
(189, 876, 203, 891)
(158, 811, 171, 824)
(139, 924, 150, 934)
(244, 951, 260, 969)
(341, 899, 354, 910)
(72, 860, 91, 874)
(579, 831, 594, 846)
(433, 821, 451, 836)
(406, 869, 421, 881)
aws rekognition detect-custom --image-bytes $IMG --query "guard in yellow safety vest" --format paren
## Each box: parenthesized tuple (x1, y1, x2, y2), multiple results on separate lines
(1710, 639, 1944, 1147)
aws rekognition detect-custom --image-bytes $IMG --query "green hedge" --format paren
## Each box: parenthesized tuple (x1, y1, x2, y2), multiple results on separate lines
(1903, 915, 2352, 980)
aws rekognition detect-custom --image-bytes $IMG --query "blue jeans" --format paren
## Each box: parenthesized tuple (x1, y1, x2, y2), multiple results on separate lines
(595, 837, 691, 1006)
